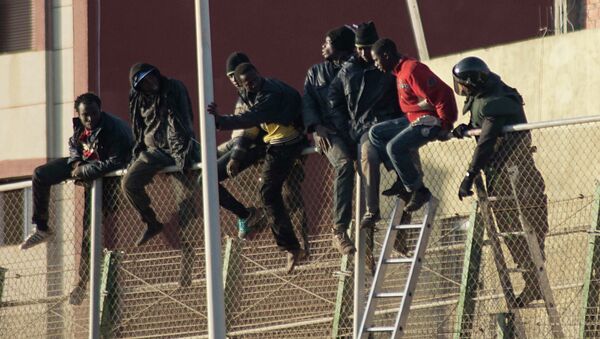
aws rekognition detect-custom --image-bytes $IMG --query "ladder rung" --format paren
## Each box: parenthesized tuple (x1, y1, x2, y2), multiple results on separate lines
(394, 224, 422, 230)
(374, 292, 405, 298)
(366, 326, 395, 332)
(383, 258, 413, 264)
(507, 267, 530, 273)
(497, 231, 525, 237)
(488, 196, 515, 202)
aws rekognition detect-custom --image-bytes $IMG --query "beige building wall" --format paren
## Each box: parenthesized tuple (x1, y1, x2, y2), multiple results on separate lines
(426, 28, 600, 125)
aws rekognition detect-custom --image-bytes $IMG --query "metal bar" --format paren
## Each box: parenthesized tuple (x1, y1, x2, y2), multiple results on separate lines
(194, 0, 226, 338)
(359, 198, 405, 338)
(454, 201, 484, 339)
(331, 241, 352, 338)
(354, 170, 365, 338)
(579, 182, 600, 338)
(99, 251, 114, 338)
(222, 237, 242, 327)
(465, 115, 600, 137)
(507, 166, 564, 338)
(89, 178, 103, 339)
(393, 198, 438, 338)
(0, 266, 6, 302)
(0, 180, 32, 192)
(405, 0, 429, 60)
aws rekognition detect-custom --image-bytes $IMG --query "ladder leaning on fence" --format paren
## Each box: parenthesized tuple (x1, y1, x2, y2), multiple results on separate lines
(474, 166, 564, 338)
(358, 196, 438, 338)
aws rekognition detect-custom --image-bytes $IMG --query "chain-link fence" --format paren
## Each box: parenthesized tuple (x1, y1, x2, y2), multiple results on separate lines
(1, 117, 600, 338)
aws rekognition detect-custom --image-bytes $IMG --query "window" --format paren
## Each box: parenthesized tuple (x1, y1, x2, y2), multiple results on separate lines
(0, 0, 34, 53)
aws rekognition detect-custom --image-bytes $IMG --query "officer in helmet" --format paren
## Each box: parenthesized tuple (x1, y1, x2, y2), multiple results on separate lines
(452, 56, 550, 307)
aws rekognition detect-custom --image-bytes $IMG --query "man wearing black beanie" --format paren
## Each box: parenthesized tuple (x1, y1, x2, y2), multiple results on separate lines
(302, 25, 357, 255)
(327, 21, 404, 272)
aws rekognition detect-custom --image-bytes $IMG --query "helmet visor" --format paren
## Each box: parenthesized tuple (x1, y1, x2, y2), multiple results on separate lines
(453, 75, 472, 96)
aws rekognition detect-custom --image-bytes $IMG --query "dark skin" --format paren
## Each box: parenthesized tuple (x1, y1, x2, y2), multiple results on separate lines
(313, 36, 354, 153)
(208, 70, 264, 177)
(371, 49, 400, 74)
(357, 45, 373, 63)
(71, 101, 102, 178)
(138, 73, 161, 95)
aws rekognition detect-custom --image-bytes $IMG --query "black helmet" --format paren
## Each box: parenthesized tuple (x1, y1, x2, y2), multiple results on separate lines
(452, 56, 490, 96)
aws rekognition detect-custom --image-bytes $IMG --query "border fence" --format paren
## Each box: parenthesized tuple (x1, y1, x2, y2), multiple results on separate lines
(1, 115, 600, 338)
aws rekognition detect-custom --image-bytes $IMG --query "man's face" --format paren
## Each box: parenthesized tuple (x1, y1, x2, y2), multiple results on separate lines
(77, 102, 102, 130)
(322, 36, 335, 60)
(356, 46, 372, 63)
(238, 70, 262, 93)
(227, 73, 240, 88)
(138, 73, 160, 94)
(372, 50, 393, 73)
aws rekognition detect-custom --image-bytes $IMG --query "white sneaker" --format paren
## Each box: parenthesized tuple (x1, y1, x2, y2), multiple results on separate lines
(20, 229, 54, 250)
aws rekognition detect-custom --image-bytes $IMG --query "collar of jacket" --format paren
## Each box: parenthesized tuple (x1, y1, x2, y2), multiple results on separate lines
(72, 111, 106, 135)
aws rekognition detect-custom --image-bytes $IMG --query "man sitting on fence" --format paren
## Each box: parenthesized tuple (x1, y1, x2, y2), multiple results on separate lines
(20, 93, 133, 304)
(208, 62, 307, 273)
(122, 63, 200, 247)
(451, 56, 549, 307)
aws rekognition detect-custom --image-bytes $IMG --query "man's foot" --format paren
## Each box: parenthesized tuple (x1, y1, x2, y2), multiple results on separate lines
(286, 249, 305, 274)
(20, 228, 54, 250)
(69, 285, 86, 305)
(332, 232, 356, 255)
(360, 211, 381, 229)
(237, 207, 261, 239)
(382, 180, 411, 202)
(136, 223, 164, 247)
(515, 284, 543, 307)
(404, 187, 432, 212)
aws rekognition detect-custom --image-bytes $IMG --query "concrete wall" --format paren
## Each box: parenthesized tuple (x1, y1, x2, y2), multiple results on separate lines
(425, 28, 600, 125)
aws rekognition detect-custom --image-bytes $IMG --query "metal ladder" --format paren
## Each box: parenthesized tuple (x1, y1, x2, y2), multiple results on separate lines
(358, 196, 438, 338)
(474, 166, 564, 338)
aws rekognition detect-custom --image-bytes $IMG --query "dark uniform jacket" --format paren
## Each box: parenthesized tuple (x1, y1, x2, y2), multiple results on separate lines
(129, 78, 200, 170)
(215, 78, 302, 138)
(67, 111, 134, 179)
(302, 60, 345, 133)
(328, 55, 401, 142)
(462, 73, 528, 173)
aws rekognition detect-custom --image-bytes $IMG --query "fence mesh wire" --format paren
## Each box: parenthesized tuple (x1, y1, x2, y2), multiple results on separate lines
(0, 120, 600, 338)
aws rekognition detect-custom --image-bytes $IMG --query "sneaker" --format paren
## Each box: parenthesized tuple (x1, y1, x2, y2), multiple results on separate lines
(136, 223, 164, 247)
(404, 187, 432, 212)
(286, 249, 305, 274)
(332, 232, 356, 255)
(237, 207, 261, 239)
(20, 228, 54, 250)
(360, 211, 381, 229)
(382, 180, 411, 202)
(69, 285, 86, 305)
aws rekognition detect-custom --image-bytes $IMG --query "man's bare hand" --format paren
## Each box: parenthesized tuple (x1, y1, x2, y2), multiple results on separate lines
(207, 102, 219, 116)
(313, 125, 335, 153)
(71, 165, 84, 179)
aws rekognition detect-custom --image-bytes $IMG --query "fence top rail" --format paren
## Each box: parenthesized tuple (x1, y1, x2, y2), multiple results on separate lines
(1, 114, 599, 190)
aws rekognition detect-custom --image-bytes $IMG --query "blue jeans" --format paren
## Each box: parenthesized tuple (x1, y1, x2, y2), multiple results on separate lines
(369, 117, 440, 191)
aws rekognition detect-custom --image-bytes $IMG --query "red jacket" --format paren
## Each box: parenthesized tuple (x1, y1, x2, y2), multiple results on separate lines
(393, 58, 457, 130)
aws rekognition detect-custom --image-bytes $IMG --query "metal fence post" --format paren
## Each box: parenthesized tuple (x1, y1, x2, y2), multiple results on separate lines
(579, 182, 600, 338)
(353, 171, 365, 338)
(453, 202, 483, 339)
(332, 223, 354, 338)
(89, 178, 103, 339)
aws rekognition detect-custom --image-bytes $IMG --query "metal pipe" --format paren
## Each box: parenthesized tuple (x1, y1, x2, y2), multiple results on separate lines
(193, 0, 226, 338)
(353, 168, 366, 337)
(89, 178, 102, 339)
(460, 114, 600, 137)
(406, 0, 430, 60)
(0, 180, 32, 192)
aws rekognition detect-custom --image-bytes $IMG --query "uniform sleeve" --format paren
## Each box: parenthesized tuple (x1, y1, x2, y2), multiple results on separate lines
(467, 115, 508, 173)
(407, 63, 458, 130)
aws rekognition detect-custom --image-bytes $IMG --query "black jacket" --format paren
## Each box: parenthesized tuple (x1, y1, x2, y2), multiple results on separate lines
(302, 60, 344, 133)
(129, 78, 200, 170)
(463, 73, 528, 173)
(67, 111, 133, 179)
(328, 55, 401, 141)
(215, 77, 302, 131)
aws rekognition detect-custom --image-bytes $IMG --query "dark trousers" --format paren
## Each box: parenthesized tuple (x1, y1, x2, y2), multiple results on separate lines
(217, 144, 266, 218)
(32, 157, 73, 228)
(121, 149, 198, 228)
(261, 141, 304, 251)
(323, 135, 355, 233)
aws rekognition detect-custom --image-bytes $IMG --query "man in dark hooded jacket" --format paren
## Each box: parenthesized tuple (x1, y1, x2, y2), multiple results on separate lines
(452, 56, 549, 307)
(122, 63, 200, 246)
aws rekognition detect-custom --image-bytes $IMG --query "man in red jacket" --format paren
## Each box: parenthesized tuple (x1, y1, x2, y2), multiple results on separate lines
(368, 38, 457, 212)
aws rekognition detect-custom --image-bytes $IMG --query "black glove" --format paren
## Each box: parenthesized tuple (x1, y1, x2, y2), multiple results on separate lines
(452, 124, 470, 139)
(458, 171, 476, 201)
